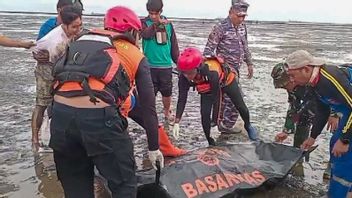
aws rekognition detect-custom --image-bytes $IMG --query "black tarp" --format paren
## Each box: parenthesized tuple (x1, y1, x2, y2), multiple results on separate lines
(137, 141, 305, 198)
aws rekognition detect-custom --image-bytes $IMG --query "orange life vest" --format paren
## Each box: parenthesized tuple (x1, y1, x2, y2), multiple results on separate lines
(193, 59, 236, 94)
(52, 29, 144, 106)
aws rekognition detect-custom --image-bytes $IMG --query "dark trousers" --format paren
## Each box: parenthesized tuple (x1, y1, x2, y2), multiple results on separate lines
(201, 80, 251, 139)
(49, 102, 136, 198)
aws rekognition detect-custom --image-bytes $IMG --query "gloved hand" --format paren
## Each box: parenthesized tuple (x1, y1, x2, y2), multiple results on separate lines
(173, 123, 180, 139)
(148, 149, 164, 170)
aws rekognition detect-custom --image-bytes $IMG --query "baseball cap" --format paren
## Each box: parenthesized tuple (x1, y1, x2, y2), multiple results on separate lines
(285, 50, 325, 70)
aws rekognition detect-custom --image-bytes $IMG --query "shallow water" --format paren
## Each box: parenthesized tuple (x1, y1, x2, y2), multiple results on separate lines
(1, 14, 352, 198)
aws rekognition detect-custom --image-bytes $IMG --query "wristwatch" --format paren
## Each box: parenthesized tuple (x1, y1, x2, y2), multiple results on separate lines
(340, 138, 350, 145)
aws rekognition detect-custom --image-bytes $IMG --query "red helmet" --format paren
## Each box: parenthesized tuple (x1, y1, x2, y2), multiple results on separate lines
(177, 47, 203, 71)
(104, 6, 142, 32)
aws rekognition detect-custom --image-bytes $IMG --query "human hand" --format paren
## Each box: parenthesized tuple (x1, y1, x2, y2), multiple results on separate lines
(159, 18, 168, 25)
(327, 116, 339, 133)
(21, 41, 36, 49)
(33, 49, 50, 63)
(300, 137, 315, 150)
(148, 149, 164, 170)
(275, 132, 288, 143)
(332, 139, 349, 158)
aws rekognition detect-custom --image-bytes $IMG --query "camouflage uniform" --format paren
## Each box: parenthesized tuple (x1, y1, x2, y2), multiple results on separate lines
(203, 16, 252, 129)
(285, 86, 316, 148)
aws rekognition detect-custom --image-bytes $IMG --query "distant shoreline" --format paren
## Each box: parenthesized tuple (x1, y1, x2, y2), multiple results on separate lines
(0, 10, 349, 25)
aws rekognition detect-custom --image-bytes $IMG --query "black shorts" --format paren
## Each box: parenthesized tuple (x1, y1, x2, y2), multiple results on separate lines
(150, 67, 173, 97)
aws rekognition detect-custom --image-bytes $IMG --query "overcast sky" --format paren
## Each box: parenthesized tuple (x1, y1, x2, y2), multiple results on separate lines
(0, 0, 351, 24)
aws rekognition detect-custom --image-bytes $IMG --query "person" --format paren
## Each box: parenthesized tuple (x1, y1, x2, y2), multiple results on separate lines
(120, 88, 186, 157)
(272, 63, 317, 148)
(37, 0, 83, 40)
(141, 0, 179, 122)
(203, 0, 253, 134)
(0, 35, 35, 49)
(31, 5, 83, 148)
(173, 47, 257, 146)
(271, 63, 339, 176)
(285, 50, 352, 198)
(33, 0, 83, 63)
(49, 6, 164, 197)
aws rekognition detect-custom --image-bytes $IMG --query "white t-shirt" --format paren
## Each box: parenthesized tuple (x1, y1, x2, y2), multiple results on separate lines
(34, 25, 71, 63)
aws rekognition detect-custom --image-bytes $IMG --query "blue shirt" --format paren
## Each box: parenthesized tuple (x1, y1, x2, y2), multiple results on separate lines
(37, 17, 58, 40)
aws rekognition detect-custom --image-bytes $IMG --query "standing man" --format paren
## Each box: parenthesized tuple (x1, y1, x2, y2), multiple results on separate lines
(31, 5, 83, 146)
(286, 50, 352, 198)
(141, 0, 179, 122)
(31, 0, 83, 146)
(203, 0, 253, 134)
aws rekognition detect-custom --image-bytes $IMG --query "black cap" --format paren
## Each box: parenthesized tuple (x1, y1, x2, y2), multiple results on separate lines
(146, 0, 163, 12)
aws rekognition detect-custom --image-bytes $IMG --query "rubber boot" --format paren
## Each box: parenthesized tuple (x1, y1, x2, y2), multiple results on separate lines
(158, 125, 187, 157)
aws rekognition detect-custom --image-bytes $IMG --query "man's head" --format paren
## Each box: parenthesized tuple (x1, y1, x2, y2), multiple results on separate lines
(146, 0, 163, 22)
(177, 47, 203, 81)
(60, 5, 83, 38)
(57, 0, 73, 12)
(229, 0, 249, 26)
(286, 50, 325, 86)
(271, 62, 296, 91)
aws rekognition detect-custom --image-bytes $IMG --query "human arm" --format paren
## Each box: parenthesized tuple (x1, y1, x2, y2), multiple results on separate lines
(175, 74, 191, 123)
(0, 35, 35, 49)
(169, 23, 179, 64)
(140, 18, 157, 39)
(135, 58, 159, 151)
(203, 24, 223, 57)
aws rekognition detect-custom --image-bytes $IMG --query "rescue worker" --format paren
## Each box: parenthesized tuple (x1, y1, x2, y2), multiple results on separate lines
(286, 50, 352, 198)
(173, 47, 258, 146)
(49, 6, 164, 197)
